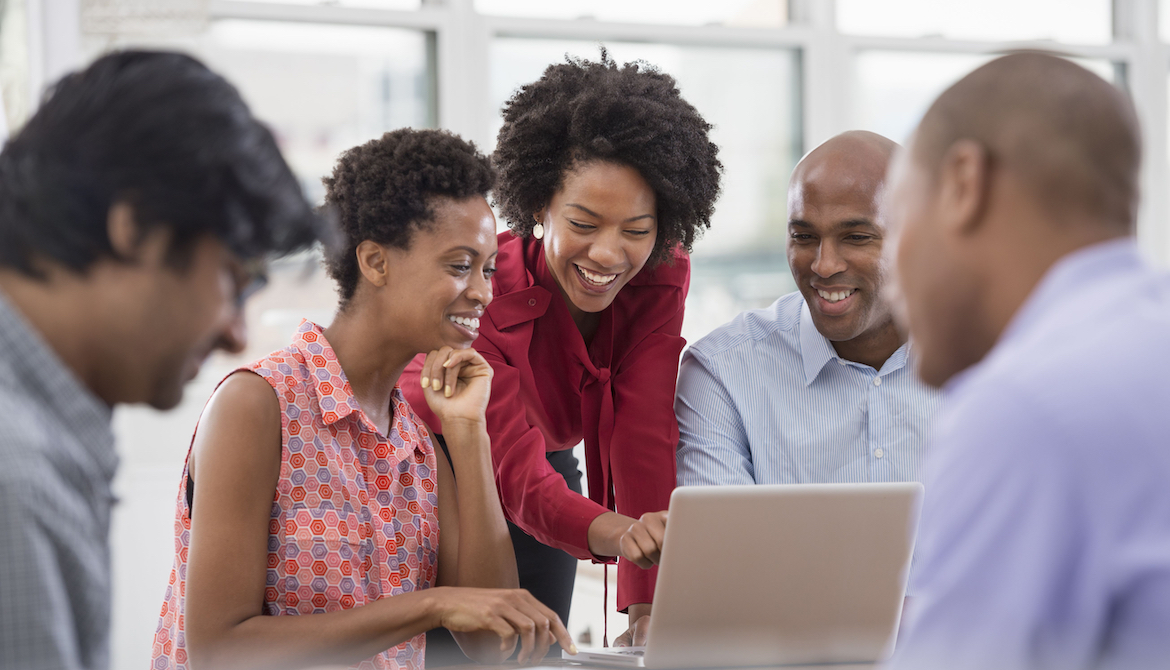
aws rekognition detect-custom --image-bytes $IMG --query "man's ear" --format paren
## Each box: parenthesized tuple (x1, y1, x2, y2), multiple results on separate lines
(355, 240, 390, 288)
(107, 200, 170, 264)
(938, 139, 992, 236)
(107, 201, 141, 259)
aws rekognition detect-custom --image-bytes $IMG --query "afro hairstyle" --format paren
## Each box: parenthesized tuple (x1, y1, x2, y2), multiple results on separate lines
(323, 128, 495, 305)
(493, 50, 722, 267)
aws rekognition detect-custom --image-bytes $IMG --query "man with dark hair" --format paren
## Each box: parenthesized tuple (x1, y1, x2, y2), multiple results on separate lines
(0, 50, 325, 670)
(885, 52, 1170, 669)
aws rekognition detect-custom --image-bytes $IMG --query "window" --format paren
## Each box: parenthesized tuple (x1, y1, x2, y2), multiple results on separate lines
(478, 0, 788, 28)
(838, 0, 1113, 44)
(0, 0, 30, 135)
(242, 0, 422, 8)
(853, 51, 1120, 144)
(87, 20, 434, 203)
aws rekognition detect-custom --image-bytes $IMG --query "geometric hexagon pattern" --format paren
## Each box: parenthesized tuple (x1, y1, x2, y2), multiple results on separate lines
(152, 320, 440, 669)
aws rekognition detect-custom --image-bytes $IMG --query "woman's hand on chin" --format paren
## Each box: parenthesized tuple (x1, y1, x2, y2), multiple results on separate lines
(418, 346, 493, 427)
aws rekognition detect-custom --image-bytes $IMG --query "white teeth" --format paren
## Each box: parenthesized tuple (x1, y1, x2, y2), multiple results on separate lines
(448, 316, 480, 329)
(576, 265, 617, 286)
(817, 289, 856, 303)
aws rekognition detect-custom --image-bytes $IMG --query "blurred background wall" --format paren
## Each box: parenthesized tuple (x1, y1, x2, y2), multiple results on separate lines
(1, 0, 1167, 664)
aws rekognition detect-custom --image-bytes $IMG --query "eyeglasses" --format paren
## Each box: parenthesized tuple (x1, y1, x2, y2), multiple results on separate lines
(235, 257, 270, 308)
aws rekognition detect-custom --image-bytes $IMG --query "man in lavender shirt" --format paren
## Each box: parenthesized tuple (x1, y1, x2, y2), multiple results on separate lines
(883, 52, 1170, 670)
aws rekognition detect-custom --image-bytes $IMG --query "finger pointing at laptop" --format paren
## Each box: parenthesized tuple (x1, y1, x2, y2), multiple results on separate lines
(621, 511, 668, 569)
(614, 511, 667, 648)
(614, 611, 652, 648)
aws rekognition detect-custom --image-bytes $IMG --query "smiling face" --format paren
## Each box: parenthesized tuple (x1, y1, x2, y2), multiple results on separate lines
(376, 195, 498, 353)
(93, 219, 256, 410)
(538, 161, 658, 322)
(137, 236, 253, 409)
(786, 141, 897, 351)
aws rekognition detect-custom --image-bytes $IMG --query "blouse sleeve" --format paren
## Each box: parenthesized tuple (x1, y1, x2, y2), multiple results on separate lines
(608, 290, 687, 610)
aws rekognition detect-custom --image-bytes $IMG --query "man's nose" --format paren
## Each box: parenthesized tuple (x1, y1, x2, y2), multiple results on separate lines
(811, 241, 847, 278)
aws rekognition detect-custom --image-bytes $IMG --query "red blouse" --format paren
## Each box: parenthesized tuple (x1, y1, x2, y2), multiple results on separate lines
(403, 232, 688, 609)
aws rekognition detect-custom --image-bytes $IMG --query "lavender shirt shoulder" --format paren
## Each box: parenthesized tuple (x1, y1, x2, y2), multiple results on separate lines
(893, 239, 1170, 670)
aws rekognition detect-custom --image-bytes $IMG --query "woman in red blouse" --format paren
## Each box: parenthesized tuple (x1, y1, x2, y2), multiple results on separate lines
(404, 53, 722, 651)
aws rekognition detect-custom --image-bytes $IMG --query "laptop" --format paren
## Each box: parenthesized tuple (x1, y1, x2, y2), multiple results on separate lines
(565, 482, 923, 669)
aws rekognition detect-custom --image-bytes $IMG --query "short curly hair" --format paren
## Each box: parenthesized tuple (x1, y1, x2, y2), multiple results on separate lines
(323, 128, 495, 304)
(493, 51, 722, 267)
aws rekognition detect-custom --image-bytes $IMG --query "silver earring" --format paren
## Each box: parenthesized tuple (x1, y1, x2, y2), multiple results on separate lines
(532, 223, 545, 240)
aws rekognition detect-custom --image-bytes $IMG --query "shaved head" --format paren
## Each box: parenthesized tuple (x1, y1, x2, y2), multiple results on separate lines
(787, 130, 905, 370)
(886, 52, 1143, 388)
(915, 52, 1140, 231)
(791, 130, 899, 209)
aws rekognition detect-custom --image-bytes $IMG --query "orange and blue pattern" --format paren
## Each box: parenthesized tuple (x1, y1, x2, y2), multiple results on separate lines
(151, 320, 440, 670)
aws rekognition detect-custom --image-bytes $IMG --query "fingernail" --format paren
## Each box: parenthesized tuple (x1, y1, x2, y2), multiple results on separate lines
(442, 359, 452, 368)
(420, 376, 429, 388)
(569, 644, 578, 654)
(432, 378, 441, 391)
(444, 385, 452, 398)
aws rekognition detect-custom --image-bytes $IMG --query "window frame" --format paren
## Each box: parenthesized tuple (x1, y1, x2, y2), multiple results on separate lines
(23, 0, 1169, 260)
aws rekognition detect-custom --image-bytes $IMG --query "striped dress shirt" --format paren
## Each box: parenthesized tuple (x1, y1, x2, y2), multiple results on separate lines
(675, 292, 942, 487)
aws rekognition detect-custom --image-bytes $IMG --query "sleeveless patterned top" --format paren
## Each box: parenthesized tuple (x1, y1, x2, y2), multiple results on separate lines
(151, 320, 440, 670)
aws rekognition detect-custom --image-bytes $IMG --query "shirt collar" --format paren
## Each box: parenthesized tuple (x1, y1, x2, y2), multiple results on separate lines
(481, 233, 552, 331)
(289, 320, 363, 426)
(798, 297, 913, 385)
(798, 299, 839, 386)
(0, 290, 117, 479)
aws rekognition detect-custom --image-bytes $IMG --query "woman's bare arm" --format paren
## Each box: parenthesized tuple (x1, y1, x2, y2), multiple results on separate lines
(184, 371, 570, 670)
(423, 347, 575, 664)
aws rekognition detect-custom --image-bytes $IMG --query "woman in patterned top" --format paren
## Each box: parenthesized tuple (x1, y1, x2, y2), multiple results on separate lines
(152, 129, 574, 670)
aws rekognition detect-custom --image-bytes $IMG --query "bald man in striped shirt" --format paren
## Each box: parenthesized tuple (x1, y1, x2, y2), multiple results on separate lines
(675, 131, 942, 488)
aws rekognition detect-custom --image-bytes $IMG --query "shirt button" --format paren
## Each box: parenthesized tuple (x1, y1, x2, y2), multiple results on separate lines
(874, 448, 884, 459)
(528, 298, 537, 307)
(873, 377, 882, 386)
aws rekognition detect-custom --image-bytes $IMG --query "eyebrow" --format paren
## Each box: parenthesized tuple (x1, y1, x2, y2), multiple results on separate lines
(445, 245, 482, 256)
(788, 218, 876, 231)
(566, 203, 656, 224)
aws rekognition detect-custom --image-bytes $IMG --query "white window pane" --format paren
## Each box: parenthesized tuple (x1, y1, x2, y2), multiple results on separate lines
(838, 0, 1112, 44)
(238, 0, 421, 8)
(477, 0, 787, 28)
(853, 51, 1119, 144)
(205, 21, 433, 204)
(87, 20, 434, 204)
(490, 38, 802, 339)
(0, 0, 31, 133)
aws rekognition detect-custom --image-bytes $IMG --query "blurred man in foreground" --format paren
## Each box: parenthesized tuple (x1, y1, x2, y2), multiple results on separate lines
(0, 51, 325, 670)
(885, 52, 1170, 669)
